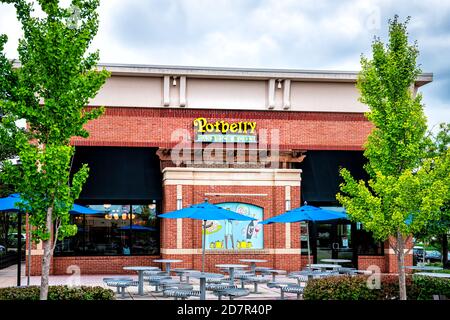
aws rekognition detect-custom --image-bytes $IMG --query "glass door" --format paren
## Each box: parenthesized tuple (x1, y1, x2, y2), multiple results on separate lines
(315, 223, 333, 262)
(334, 222, 354, 266)
(313, 222, 356, 267)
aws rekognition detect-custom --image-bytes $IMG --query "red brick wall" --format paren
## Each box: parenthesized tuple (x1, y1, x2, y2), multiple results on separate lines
(72, 107, 372, 150)
(358, 256, 387, 273)
(160, 184, 303, 272)
(51, 255, 161, 275)
(385, 253, 413, 274)
(29, 254, 164, 276)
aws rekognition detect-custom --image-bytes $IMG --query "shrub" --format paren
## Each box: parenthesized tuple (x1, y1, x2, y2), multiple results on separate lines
(303, 274, 449, 300)
(373, 274, 415, 300)
(303, 275, 377, 300)
(412, 275, 450, 300)
(0, 286, 115, 300)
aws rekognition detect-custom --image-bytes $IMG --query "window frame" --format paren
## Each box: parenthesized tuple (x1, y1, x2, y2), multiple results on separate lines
(54, 202, 161, 257)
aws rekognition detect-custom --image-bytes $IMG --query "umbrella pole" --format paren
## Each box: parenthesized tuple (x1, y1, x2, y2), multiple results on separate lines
(27, 213, 31, 286)
(202, 220, 206, 273)
(307, 222, 312, 270)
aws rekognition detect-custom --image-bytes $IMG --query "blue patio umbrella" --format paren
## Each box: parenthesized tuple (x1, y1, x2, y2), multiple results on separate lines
(0, 193, 100, 214)
(159, 200, 256, 272)
(70, 204, 101, 214)
(0, 194, 23, 212)
(118, 225, 157, 232)
(0, 193, 99, 287)
(260, 203, 348, 269)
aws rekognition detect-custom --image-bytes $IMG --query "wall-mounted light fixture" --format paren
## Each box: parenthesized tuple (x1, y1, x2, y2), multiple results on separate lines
(172, 76, 177, 86)
(148, 200, 157, 210)
(277, 79, 282, 89)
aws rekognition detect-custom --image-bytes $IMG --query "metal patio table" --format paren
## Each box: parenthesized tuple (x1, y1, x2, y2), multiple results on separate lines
(216, 264, 248, 285)
(153, 259, 183, 275)
(172, 268, 198, 283)
(123, 266, 160, 296)
(306, 263, 342, 271)
(187, 271, 224, 300)
(354, 269, 373, 275)
(261, 269, 287, 282)
(320, 259, 352, 265)
(404, 266, 443, 271)
(239, 259, 268, 273)
(255, 267, 272, 274)
(289, 270, 330, 282)
(413, 272, 450, 279)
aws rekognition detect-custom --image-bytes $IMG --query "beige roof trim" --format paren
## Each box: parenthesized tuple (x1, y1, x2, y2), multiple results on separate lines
(96, 63, 433, 86)
(11, 60, 433, 86)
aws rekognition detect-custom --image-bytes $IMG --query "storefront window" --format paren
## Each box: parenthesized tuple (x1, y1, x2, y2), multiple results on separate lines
(300, 222, 310, 255)
(301, 221, 383, 257)
(355, 222, 384, 256)
(130, 204, 159, 255)
(54, 203, 160, 256)
(0, 212, 25, 268)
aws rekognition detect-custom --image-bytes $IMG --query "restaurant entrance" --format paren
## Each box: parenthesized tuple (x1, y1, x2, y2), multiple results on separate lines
(312, 221, 356, 267)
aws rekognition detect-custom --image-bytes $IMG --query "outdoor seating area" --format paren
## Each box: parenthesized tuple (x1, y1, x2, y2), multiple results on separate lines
(94, 257, 393, 300)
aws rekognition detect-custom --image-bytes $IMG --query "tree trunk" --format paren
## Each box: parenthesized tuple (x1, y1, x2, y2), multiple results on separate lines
(397, 233, 407, 300)
(39, 207, 53, 300)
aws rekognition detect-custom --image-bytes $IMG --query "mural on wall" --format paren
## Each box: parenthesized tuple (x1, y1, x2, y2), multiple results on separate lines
(204, 202, 264, 250)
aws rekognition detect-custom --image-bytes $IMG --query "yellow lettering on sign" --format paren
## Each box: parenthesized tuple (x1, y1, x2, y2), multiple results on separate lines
(193, 117, 257, 135)
(220, 121, 229, 133)
(193, 117, 207, 133)
(205, 123, 214, 132)
(248, 122, 256, 134)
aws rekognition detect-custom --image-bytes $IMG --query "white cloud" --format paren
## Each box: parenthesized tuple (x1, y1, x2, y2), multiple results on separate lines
(0, 0, 448, 127)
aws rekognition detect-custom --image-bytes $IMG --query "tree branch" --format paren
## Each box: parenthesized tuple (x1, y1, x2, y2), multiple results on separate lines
(405, 235, 414, 255)
(51, 217, 60, 252)
(389, 237, 400, 255)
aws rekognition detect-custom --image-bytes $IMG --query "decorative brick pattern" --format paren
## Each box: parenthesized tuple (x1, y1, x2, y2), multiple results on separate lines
(72, 107, 373, 150)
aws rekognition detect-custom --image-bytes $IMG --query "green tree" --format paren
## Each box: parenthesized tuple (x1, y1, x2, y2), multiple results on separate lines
(0, 0, 109, 300)
(0, 34, 20, 196)
(337, 16, 450, 300)
(0, 35, 17, 249)
(418, 123, 450, 267)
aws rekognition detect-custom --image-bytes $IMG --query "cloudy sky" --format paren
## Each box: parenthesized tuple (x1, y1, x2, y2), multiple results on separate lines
(0, 0, 449, 128)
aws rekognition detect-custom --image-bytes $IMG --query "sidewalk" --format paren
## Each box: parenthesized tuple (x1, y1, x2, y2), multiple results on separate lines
(0, 263, 25, 288)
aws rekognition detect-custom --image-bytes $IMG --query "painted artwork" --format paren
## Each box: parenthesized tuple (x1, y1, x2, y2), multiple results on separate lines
(204, 202, 264, 250)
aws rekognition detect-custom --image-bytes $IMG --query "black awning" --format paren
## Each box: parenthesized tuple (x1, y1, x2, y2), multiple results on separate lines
(298, 151, 368, 204)
(71, 147, 162, 203)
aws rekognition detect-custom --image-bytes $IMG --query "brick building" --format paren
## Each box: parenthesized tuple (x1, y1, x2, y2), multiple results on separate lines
(27, 64, 432, 275)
